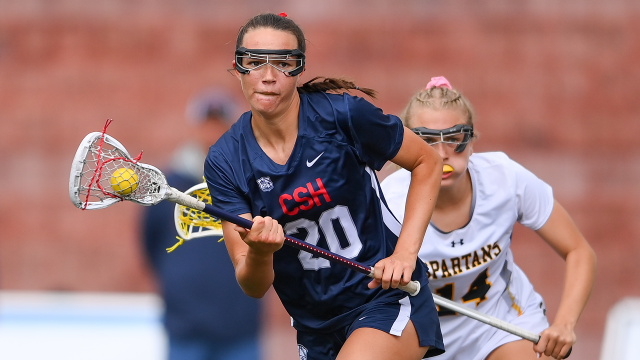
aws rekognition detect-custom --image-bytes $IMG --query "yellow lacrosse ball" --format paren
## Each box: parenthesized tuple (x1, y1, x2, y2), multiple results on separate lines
(110, 168, 139, 196)
(443, 164, 454, 174)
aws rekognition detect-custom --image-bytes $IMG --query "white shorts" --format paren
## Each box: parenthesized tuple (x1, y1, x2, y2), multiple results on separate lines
(431, 265, 549, 360)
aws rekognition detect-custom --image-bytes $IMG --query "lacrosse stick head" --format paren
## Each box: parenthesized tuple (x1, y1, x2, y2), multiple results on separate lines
(69, 131, 169, 210)
(174, 182, 223, 239)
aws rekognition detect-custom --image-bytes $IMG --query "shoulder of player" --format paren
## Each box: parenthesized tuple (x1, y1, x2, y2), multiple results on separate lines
(469, 151, 534, 174)
(300, 92, 378, 136)
(468, 151, 524, 187)
(468, 151, 511, 167)
(469, 151, 528, 173)
(301, 91, 376, 112)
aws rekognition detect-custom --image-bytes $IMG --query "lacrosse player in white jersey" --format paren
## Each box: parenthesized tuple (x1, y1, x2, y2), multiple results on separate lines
(381, 76, 596, 360)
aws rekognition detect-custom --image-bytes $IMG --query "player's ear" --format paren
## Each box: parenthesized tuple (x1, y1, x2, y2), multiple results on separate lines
(231, 60, 241, 80)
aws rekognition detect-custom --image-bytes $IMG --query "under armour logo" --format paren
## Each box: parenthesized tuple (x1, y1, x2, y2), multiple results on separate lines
(451, 239, 464, 247)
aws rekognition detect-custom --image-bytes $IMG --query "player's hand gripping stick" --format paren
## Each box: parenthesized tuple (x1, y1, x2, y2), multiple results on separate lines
(431, 294, 572, 358)
(165, 187, 421, 296)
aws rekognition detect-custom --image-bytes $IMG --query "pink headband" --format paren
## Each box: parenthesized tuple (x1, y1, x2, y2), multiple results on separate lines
(425, 76, 452, 90)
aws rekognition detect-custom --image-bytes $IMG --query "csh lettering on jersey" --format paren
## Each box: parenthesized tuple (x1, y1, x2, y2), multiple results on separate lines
(426, 242, 502, 279)
(279, 178, 332, 216)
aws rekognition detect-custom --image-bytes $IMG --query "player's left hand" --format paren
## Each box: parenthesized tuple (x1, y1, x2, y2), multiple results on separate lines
(368, 253, 416, 291)
(533, 322, 575, 359)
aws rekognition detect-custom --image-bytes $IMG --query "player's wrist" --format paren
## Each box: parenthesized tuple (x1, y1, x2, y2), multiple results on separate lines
(391, 246, 419, 262)
(550, 318, 577, 331)
(245, 246, 275, 265)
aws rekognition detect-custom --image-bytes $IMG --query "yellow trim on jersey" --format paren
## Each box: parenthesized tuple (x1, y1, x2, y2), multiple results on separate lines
(507, 286, 523, 316)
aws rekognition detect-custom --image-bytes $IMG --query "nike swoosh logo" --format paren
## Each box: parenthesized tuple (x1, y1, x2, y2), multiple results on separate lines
(306, 152, 324, 167)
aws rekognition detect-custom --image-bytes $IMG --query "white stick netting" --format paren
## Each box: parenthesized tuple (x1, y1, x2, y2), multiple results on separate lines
(69, 122, 168, 210)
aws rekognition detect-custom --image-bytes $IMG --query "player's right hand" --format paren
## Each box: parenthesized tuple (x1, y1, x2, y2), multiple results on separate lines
(235, 216, 285, 255)
(368, 252, 417, 291)
(534, 322, 575, 359)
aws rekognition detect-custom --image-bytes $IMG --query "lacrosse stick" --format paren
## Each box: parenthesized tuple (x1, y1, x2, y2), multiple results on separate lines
(173, 182, 571, 358)
(69, 121, 420, 296)
(432, 294, 571, 358)
(174, 182, 222, 239)
(169, 182, 224, 252)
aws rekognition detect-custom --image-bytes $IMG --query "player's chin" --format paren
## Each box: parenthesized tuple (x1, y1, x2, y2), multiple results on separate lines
(440, 177, 456, 187)
(252, 96, 281, 112)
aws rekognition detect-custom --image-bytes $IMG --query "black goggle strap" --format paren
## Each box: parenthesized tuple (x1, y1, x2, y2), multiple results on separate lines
(411, 124, 474, 153)
(234, 47, 306, 76)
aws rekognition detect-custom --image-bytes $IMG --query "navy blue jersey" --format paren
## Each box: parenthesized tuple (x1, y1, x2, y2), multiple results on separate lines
(205, 92, 430, 333)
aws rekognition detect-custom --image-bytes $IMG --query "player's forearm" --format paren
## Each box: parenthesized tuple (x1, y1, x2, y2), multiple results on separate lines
(222, 220, 276, 298)
(396, 153, 441, 257)
(553, 245, 597, 327)
(235, 250, 275, 298)
(536, 201, 597, 328)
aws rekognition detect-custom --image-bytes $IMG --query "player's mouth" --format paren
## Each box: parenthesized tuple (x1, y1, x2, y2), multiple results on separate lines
(254, 91, 280, 103)
(442, 164, 454, 178)
(255, 90, 279, 96)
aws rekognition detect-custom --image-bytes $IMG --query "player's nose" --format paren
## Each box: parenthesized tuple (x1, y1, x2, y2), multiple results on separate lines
(261, 63, 279, 81)
(432, 142, 449, 159)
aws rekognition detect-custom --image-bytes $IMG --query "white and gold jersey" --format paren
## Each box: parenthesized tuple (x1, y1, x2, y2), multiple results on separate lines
(381, 152, 554, 360)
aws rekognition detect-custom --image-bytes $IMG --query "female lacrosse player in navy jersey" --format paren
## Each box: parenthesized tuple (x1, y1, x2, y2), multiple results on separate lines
(381, 76, 596, 360)
(204, 13, 445, 360)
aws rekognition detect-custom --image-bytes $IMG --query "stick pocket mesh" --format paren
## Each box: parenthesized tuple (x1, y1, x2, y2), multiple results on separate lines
(174, 182, 223, 239)
(69, 132, 169, 210)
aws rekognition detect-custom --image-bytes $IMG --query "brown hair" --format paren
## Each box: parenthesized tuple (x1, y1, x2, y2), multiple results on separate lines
(297, 77, 376, 99)
(236, 13, 306, 53)
(400, 86, 475, 128)
(236, 13, 376, 98)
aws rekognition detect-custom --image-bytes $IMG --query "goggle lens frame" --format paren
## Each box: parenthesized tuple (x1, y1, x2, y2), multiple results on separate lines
(235, 47, 305, 76)
(411, 124, 474, 153)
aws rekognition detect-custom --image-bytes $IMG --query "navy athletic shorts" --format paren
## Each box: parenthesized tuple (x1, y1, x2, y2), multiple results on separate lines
(295, 289, 445, 360)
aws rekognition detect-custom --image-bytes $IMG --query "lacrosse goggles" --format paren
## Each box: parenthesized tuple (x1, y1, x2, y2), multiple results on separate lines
(235, 47, 305, 76)
(411, 124, 474, 153)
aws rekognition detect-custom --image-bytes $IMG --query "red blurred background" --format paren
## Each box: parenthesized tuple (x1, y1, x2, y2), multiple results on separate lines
(1, 1, 639, 359)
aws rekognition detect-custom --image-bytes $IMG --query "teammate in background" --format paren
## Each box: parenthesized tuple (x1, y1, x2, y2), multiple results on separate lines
(204, 13, 445, 360)
(381, 76, 596, 360)
(141, 88, 262, 360)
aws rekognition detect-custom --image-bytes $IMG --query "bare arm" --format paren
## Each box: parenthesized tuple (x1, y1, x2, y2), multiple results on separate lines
(222, 214, 285, 298)
(532, 200, 597, 359)
(369, 126, 442, 290)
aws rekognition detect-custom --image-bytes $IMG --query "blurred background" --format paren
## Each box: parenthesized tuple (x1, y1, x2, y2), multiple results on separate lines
(1, 0, 639, 359)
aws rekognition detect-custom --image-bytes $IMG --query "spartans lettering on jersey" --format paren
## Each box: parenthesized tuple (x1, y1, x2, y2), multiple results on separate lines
(426, 242, 502, 279)
(279, 178, 332, 216)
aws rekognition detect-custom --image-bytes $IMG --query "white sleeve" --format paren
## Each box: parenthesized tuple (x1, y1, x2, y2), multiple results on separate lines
(511, 159, 554, 230)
